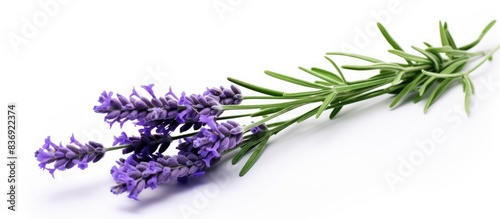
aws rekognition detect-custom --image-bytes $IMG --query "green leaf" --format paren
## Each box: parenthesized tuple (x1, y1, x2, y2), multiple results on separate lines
(239, 135, 271, 176)
(424, 78, 453, 113)
(329, 106, 343, 119)
(298, 67, 341, 85)
(283, 89, 331, 98)
(392, 71, 405, 85)
(297, 106, 321, 123)
(422, 42, 443, 63)
(388, 50, 431, 64)
(439, 21, 450, 47)
(462, 75, 475, 115)
(324, 56, 348, 84)
(311, 67, 344, 84)
(377, 22, 413, 66)
(316, 91, 337, 118)
(242, 102, 311, 132)
(412, 46, 440, 71)
(466, 76, 475, 94)
(425, 45, 454, 53)
(250, 107, 284, 117)
(264, 70, 329, 89)
(418, 58, 468, 95)
(444, 22, 458, 49)
(421, 70, 469, 78)
(390, 74, 426, 108)
(459, 20, 496, 50)
(314, 80, 334, 86)
(334, 77, 393, 92)
(418, 76, 437, 96)
(232, 134, 268, 165)
(227, 77, 284, 96)
(424, 47, 474, 58)
(326, 52, 383, 63)
(413, 93, 422, 103)
(342, 63, 404, 71)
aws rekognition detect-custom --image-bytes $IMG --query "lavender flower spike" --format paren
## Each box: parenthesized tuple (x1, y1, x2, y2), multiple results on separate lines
(177, 115, 243, 167)
(204, 85, 243, 105)
(93, 84, 180, 134)
(176, 85, 243, 132)
(110, 153, 206, 200)
(35, 135, 106, 177)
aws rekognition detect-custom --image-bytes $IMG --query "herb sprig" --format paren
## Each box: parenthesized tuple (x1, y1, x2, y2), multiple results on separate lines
(35, 20, 499, 200)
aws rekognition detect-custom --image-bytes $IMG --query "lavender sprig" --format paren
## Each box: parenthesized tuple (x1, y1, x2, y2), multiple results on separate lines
(35, 135, 107, 177)
(35, 20, 499, 201)
(93, 84, 181, 135)
(110, 153, 206, 200)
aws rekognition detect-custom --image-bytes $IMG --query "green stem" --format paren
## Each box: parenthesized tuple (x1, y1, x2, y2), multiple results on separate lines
(105, 145, 128, 152)
(221, 96, 325, 110)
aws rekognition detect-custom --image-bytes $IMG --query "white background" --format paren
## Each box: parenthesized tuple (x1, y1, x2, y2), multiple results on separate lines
(1, 0, 500, 218)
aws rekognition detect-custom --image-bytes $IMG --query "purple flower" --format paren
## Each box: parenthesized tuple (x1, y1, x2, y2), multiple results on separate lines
(203, 85, 243, 105)
(93, 84, 180, 135)
(94, 84, 242, 136)
(110, 153, 206, 200)
(177, 116, 243, 167)
(35, 135, 106, 177)
(177, 93, 222, 132)
(176, 85, 243, 133)
(250, 123, 268, 134)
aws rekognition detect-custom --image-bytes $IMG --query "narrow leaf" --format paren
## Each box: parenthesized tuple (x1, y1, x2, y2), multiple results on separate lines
(298, 67, 341, 84)
(412, 46, 440, 71)
(314, 80, 334, 86)
(316, 92, 337, 118)
(424, 78, 453, 113)
(421, 70, 469, 78)
(227, 77, 284, 96)
(264, 70, 329, 89)
(388, 50, 431, 64)
(239, 135, 271, 176)
(390, 74, 426, 108)
(377, 22, 413, 65)
(326, 52, 383, 63)
(342, 63, 404, 71)
(334, 77, 393, 92)
(459, 20, 496, 50)
(290, 107, 319, 124)
(250, 107, 284, 117)
(283, 89, 331, 98)
(439, 21, 449, 47)
(311, 67, 343, 84)
(232, 134, 268, 165)
(329, 106, 343, 119)
(422, 42, 443, 63)
(325, 56, 348, 84)
(392, 71, 405, 85)
(444, 22, 458, 49)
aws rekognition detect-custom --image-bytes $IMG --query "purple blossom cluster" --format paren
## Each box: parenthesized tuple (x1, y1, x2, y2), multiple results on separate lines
(93, 84, 181, 135)
(35, 135, 105, 177)
(108, 115, 243, 200)
(177, 115, 243, 167)
(35, 83, 245, 200)
(110, 152, 206, 200)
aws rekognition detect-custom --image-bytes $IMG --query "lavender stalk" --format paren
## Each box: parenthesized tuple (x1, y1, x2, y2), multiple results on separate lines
(35, 20, 499, 201)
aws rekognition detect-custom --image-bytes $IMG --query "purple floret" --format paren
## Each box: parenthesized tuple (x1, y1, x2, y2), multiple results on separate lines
(203, 85, 243, 105)
(35, 135, 106, 177)
(93, 84, 180, 135)
(110, 153, 206, 200)
(177, 115, 243, 167)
